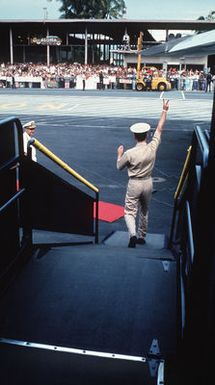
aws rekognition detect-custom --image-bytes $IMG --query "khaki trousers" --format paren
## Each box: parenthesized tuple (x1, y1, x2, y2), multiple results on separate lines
(124, 177, 153, 238)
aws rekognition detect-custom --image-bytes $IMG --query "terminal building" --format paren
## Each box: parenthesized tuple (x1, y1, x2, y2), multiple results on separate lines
(124, 28, 215, 73)
(0, 18, 215, 70)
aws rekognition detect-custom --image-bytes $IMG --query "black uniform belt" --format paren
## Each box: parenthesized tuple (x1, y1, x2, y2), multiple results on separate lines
(129, 176, 150, 180)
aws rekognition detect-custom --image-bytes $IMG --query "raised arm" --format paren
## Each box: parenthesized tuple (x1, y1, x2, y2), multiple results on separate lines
(156, 99, 169, 136)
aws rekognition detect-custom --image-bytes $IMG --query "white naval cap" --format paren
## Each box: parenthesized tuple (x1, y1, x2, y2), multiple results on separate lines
(23, 120, 36, 129)
(130, 122, 151, 133)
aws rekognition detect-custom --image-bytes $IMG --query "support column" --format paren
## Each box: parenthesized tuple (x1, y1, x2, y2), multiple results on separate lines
(23, 46, 26, 63)
(9, 27, 14, 65)
(66, 32, 69, 45)
(66, 32, 69, 61)
(165, 29, 169, 42)
(92, 34, 95, 64)
(84, 26, 88, 65)
(47, 26, 50, 67)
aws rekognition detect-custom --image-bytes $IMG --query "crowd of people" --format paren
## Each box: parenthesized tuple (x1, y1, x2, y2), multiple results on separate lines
(0, 61, 214, 91)
(167, 67, 214, 92)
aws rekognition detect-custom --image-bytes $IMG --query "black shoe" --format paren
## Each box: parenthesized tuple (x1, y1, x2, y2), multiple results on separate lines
(128, 236, 137, 248)
(136, 238, 146, 245)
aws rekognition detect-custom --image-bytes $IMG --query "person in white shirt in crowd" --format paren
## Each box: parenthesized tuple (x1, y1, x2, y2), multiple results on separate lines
(23, 120, 37, 162)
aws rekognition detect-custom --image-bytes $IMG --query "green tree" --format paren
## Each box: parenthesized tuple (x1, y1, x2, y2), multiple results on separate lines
(196, 10, 215, 33)
(198, 10, 215, 21)
(97, 0, 127, 19)
(48, 0, 126, 19)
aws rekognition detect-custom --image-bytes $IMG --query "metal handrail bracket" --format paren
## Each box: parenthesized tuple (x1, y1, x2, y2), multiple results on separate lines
(185, 200, 195, 266)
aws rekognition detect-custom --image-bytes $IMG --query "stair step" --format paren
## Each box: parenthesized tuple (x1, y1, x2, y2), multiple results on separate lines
(103, 231, 174, 260)
(104, 231, 167, 248)
(32, 231, 174, 261)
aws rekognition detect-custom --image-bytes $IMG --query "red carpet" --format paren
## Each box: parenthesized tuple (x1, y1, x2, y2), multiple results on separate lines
(94, 201, 124, 223)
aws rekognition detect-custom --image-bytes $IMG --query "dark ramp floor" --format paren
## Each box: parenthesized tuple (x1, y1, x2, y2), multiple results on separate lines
(0, 232, 176, 359)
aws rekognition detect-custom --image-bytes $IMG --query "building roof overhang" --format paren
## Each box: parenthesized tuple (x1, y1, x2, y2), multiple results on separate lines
(1, 19, 214, 50)
(0, 18, 215, 34)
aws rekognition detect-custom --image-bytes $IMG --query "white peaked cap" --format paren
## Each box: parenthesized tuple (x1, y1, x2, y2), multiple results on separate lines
(23, 120, 36, 129)
(130, 122, 151, 133)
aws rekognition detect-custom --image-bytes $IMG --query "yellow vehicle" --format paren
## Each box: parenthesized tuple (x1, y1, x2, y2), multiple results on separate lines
(136, 32, 171, 92)
(136, 69, 172, 91)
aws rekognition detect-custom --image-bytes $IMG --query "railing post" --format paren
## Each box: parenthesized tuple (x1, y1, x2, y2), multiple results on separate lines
(169, 146, 192, 248)
(95, 192, 99, 244)
(168, 200, 178, 248)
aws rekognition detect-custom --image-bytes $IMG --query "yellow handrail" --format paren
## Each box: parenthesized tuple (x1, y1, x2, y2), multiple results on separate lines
(31, 138, 99, 194)
(174, 145, 192, 200)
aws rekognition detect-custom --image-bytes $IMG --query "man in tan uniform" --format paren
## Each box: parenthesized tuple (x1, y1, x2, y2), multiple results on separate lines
(117, 99, 169, 247)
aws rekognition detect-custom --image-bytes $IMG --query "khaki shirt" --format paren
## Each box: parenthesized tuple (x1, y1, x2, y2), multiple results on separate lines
(117, 131, 161, 178)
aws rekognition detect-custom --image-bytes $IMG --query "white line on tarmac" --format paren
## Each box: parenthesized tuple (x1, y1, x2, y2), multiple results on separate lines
(181, 91, 185, 100)
(159, 90, 188, 100)
(67, 104, 79, 111)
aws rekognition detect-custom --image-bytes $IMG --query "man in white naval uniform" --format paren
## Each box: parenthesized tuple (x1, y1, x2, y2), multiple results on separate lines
(117, 99, 169, 247)
(23, 120, 37, 162)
